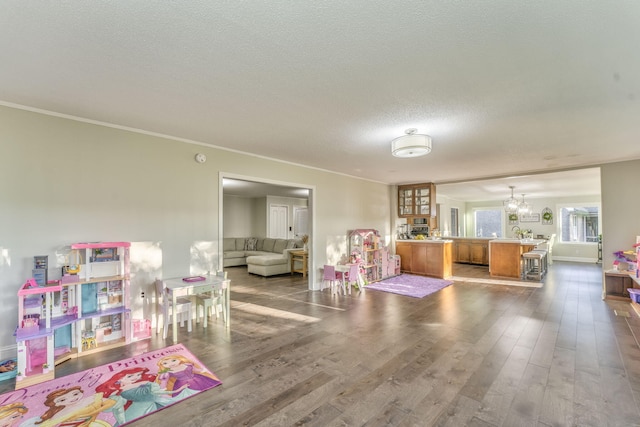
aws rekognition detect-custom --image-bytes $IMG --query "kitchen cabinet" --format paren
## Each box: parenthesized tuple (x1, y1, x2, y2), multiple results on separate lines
(488, 239, 545, 279)
(396, 243, 412, 273)
(396, 240, 452, 279)
(453, 238, 489, 265)
(398, 183, 436, 220)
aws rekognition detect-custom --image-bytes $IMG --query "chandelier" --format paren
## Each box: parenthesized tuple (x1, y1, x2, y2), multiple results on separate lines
(518, 194, 531, 215)
(503, 186, 519, 214)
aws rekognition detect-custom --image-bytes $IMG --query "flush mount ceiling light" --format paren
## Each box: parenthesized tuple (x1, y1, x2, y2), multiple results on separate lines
(391, 128, 432, 158)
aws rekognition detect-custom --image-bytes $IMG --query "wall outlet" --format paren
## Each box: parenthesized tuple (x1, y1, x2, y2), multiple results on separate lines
(141, 291, 145, 299)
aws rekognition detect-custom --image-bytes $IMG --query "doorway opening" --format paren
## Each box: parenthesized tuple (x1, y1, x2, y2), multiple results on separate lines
(220, 174, 315, 289)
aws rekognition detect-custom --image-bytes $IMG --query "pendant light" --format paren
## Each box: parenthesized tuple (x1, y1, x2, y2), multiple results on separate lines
(518, 194, 531, 215)
(504, 186, 519, 214)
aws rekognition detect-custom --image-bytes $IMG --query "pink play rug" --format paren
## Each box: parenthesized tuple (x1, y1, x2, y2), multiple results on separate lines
(366, 274, 453, 298)
(0, 343, 221, 426)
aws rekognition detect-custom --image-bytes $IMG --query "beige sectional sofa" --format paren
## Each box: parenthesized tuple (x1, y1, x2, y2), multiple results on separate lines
(223, 237, 303, 276)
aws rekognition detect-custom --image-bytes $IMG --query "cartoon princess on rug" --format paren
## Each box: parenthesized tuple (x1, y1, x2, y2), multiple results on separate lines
(156, 355, 221, 397)
(0, 403, 28, 427)
(95, 367, 188, 426)
(19, 386, 114, 427)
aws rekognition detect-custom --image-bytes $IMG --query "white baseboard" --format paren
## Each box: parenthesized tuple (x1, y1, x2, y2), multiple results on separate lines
(552, 256, 599, 263)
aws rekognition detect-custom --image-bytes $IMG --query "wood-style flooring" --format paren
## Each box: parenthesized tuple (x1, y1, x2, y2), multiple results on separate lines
(3, 261, 640, 426)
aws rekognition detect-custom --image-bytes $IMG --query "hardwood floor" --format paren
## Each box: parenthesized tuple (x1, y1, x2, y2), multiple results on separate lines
(4, 262, 640, 426)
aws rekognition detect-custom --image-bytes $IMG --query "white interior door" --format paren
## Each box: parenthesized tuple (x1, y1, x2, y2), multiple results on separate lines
(269, 205, 288, 238)
(293, 207, 309, 238)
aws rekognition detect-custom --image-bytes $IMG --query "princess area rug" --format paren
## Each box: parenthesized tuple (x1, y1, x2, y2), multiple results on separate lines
(366, 274, 453, 298)
(0, 343, 221, 426)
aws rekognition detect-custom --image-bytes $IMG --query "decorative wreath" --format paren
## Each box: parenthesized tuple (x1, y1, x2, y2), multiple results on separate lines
(542, 212, 553, 221)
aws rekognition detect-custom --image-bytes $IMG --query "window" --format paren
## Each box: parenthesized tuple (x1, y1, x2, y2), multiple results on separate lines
(474, 208, 502, 238)
(559, 205, 599, 243)
(450, 208, 459, 237)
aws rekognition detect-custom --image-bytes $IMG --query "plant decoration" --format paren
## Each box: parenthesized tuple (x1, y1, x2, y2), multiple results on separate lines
(301, 235, 309, 247)
(541, 207, 553, 225)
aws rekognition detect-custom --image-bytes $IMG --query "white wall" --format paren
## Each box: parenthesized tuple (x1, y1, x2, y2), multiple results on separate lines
(224, 194, 308, 239)
(435, 195, 467, 237)
(0, 105, 391, 356)
(223, 195, 256, 237)
(601, 159, 640, 273)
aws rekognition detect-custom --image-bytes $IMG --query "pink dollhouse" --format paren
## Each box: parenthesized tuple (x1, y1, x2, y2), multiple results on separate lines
(14, 242, 150, 389)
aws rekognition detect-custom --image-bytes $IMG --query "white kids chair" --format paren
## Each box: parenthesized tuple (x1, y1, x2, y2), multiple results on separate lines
(195, 271, 228, 327)
(155, 279, 193, 339)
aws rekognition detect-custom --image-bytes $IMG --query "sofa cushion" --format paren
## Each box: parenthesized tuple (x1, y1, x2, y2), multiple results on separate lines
(255, 238, 264, 251)
(245, 237, 258, 251)
(235, 238, 246, 251)
(262, 238, 276, 252)
(223, 238, 236, 251)
(244, 251, 272, 257)
(273, 239, 288, 254)
(286, 240, 297, 249)
(246, 254, 288, 266)
(224, 250, 246, 259)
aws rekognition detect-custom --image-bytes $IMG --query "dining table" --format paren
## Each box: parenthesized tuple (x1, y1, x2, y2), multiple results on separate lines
(163, 274, 230, 342)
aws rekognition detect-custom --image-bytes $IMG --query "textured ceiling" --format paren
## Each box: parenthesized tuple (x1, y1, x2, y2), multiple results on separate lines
(1, 2, 638, 200)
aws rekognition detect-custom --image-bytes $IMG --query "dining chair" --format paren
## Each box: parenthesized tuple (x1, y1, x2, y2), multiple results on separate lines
(196, 271, 228, 327)
(322, 265, 343, 294)
(155, 279, 193, 339)
(547, 233, 556, 265)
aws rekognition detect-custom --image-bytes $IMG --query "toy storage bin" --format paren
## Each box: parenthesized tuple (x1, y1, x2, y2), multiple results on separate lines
(628, 288, 640, 303)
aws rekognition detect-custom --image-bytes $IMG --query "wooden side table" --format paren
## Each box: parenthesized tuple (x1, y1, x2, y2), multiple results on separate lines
(290, 250, 309, 277)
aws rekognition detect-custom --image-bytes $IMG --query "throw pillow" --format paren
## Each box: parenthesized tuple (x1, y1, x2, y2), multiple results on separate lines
(245, 237, 258, 251)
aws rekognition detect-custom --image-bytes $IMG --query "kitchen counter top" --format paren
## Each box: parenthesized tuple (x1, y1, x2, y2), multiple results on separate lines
(396, 239, 453, 243)
(489, 238, 546, 245)
(446, 236, 494, 240)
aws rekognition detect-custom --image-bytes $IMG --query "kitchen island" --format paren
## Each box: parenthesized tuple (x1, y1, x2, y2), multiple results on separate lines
(488, 238, 545, 279)
(448, 237, 491, 265)
(396, 239, 453, 279)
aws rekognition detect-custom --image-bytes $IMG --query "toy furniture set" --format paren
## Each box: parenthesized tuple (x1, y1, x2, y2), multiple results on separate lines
(159, 273, 230, 342)
(323, 229, 400, 294)
(348, 229, 399, 283)
(604, 237, 640, 304)
(14, 242, 151, 389)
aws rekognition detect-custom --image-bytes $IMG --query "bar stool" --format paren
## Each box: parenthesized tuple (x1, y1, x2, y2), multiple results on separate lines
(531, 249, 548, 276)
(522, 251, 545, 281)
